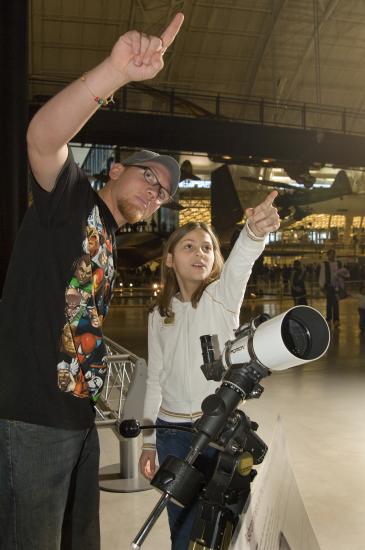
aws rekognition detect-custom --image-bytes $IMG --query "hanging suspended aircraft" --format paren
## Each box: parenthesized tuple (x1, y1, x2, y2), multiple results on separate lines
(241, 169, 358, 218)
(210, 164, 364, 248)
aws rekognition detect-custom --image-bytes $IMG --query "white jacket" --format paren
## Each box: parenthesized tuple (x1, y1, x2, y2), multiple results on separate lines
(142, 224, 265, 448)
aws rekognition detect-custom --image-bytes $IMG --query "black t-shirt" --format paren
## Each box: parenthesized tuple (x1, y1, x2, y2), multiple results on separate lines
(0, 150, 118, 429)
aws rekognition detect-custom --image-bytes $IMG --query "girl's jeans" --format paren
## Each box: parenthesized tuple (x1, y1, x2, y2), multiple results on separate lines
(156, 417, 217, 550)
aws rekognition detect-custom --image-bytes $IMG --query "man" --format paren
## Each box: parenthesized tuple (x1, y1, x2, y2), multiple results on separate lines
(0, 12, 184, 550)
(318, 248, 343, 328)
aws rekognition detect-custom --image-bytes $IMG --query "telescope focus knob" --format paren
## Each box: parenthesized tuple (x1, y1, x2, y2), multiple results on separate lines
(201, 394, 226, 416)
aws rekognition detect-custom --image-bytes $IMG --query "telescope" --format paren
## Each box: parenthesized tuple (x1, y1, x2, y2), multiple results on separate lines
(123, 305, 330, 549)
(201, 304, 330, 379)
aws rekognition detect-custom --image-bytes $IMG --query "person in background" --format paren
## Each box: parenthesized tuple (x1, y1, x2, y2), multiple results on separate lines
(290, 259, 307, 305)
(139, 192, 280, 549)
(353, 284, 365, 333)
(319, 249, 343, 328)
(282, 263, 290, 293)
(333, 260, 350, 299)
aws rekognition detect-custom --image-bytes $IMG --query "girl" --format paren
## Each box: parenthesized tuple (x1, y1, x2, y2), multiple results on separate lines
(139, 191, 279, 550)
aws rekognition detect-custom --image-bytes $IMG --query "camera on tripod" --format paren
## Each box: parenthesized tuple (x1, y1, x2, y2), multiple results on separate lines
(124, 305, 330, 549)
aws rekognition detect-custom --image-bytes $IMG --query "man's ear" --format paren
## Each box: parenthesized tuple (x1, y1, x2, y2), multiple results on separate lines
(108, 162, 125, 180)
(166, 253, 173, 268)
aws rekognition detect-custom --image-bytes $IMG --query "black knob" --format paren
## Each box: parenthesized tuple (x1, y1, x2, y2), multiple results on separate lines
(201, 394, 226, 416)
(119, 419, 140, 438)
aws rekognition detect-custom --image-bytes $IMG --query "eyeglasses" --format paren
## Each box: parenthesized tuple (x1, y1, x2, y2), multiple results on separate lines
(129, 164, 172, 205)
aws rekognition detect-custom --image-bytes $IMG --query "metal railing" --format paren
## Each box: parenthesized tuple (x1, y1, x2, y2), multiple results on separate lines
(108, 279, 365, 312)
(114, 85, 357, 136)
(95, 336, 138, 425)
(29, 76, 365, 138)
(96, 336, 151, 493)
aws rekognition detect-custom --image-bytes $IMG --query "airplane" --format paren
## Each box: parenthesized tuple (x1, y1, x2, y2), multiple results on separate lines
(210, 164, 364, 249)
(243, 169, 354, 219)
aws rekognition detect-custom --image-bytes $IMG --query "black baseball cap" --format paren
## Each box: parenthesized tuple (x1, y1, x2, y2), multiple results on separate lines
(122, 150, 180, 196)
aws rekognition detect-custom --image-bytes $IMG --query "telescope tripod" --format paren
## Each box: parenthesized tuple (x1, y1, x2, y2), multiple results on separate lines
(187, 409, 266, 550)
(124, 359, 269, 549)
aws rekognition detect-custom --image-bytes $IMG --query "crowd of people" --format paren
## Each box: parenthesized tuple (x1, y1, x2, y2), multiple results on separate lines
(118, 249, 365, 338)
(118, 253, 365, 295)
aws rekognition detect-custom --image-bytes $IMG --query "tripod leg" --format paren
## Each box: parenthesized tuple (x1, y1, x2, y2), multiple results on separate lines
(188, 500, 238, 550)
(188, 449, 253, 550)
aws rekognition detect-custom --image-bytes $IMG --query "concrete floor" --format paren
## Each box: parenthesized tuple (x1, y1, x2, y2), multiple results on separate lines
(100, 297, 365, 550)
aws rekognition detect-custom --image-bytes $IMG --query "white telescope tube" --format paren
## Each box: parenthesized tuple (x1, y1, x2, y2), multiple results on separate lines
(223, 306, 330, 371)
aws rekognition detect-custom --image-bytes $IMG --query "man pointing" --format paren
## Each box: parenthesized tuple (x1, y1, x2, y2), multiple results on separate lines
(0, 13, 183, 550)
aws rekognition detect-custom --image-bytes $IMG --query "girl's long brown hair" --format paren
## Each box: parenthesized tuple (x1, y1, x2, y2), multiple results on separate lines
(155, 222, 224, 317)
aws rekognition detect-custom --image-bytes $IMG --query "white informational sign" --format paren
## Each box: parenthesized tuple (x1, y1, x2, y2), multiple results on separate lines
(231, 418, 320, 550)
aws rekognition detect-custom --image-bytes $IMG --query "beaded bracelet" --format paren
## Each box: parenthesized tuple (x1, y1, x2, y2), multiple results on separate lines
(81, 73, 115, 107)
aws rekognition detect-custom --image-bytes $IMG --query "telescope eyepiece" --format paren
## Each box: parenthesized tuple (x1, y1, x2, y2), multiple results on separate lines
(200, 335, 215, 365)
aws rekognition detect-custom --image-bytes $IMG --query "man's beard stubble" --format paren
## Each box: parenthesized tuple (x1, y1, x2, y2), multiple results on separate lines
(117, 198, 146, 225)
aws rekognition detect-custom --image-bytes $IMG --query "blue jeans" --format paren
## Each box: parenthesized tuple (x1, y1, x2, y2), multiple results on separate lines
(326, 286, 339, 322)
(156, 418, 218, 550)
(0, 419, 100, 550)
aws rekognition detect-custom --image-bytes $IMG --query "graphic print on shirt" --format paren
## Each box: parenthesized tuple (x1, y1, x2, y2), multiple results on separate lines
(57, 205, 115, 402)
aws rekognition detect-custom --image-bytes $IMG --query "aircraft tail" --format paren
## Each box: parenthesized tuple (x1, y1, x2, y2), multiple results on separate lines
(331, 170, 352, 194)
(211, 165, 243, 231)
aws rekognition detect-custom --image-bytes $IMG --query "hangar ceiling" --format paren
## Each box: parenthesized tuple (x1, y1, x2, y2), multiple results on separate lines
(28, 0, 365, 180)
(29, 0, 365, 113)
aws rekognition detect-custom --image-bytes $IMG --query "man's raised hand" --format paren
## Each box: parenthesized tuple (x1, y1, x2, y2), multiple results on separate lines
(108, 12, 184, 83)
(245, 190, 281, 238)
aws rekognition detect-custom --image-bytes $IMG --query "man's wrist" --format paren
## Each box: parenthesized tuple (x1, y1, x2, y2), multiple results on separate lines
(82, 58, 130, 102)
(105, 57, 130, 87)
